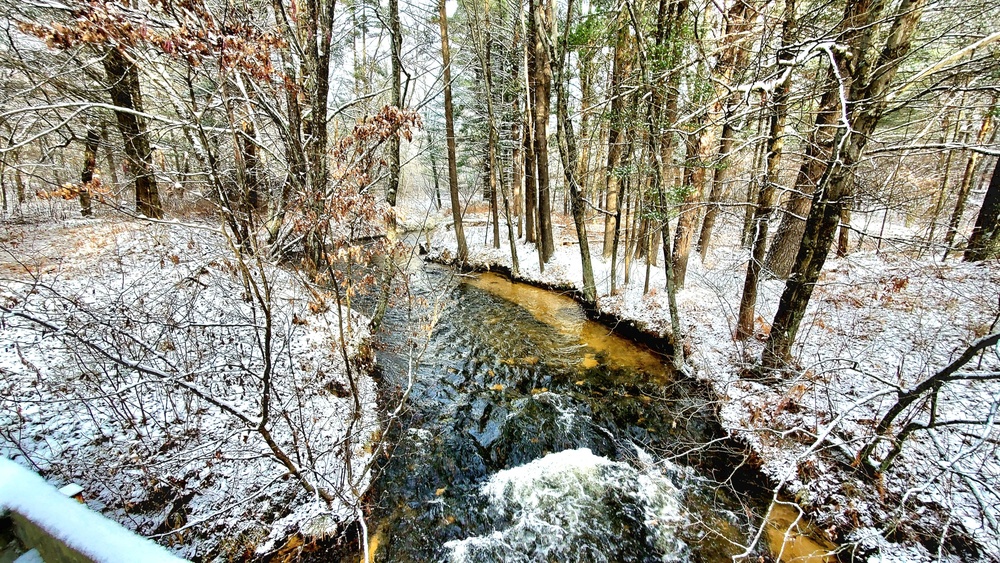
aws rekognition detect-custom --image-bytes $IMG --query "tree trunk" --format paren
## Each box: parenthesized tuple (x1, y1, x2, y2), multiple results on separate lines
(386, 0, 403, 207)
(944, 96, 996, 257)
(763, 0, 926, 368)
(736, 0, 795, 340)
(672, 119, 712, 289)
(603, 11, 632, 258)
(623, 179, 635, 286)
(555, 0, 596, 303)
(836, 207, 851, 256)
(610, 136, 633, 294)
(266, 0, 335, 252)
(440, 0, 468, 263)
(576, 50, 595, 210)
(696, 0, 756, 260)
(622, 0, 687, 366)
(477, 3, 502, 250)
(430, 138, 442, 209)
(963, 157, 1000, 261)
(101, 124, 119, 189)
(764, 75, 842, 280)
(103, 48, 162, 219)
(238, 121, 263, 214)
(523, 115, 538, 243)
(373, 13, 405, 336)
(741, 115, 769, 248)
(522, 0, 538, 245)
(924, 105, 962, 248)
(696, 120, 735, 260)
(533, 0, 554, 262)
(14, 163, 25, 204)
(79, 129, 99, 217)
(0, 145, 7, 214)
(512, 121, 524, 237)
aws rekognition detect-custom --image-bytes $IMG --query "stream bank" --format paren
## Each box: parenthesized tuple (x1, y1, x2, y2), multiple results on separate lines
(443, 258, 676, 356)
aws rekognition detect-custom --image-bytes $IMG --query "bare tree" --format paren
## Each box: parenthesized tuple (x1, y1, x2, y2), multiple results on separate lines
(554, 0, 597, 303)
(963, 156, 1000, 261)
(440, 0, 469, 263)
(763, 0, 928, 368)
(736, 0, 795, 341)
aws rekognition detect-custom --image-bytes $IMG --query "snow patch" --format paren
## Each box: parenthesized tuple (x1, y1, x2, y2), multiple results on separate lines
(0, 458, 187, 562)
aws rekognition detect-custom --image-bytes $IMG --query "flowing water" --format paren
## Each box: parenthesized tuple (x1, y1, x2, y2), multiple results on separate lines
(359, 265, 832, 562)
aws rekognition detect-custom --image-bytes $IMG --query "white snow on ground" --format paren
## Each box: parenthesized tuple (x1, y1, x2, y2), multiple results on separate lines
(0, 457, 186, 562)
(426, 209, 1000, 562)
(0, 209, 380, 559)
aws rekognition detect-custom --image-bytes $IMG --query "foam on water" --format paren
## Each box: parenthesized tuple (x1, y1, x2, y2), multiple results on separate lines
(446, 448, 689, 562)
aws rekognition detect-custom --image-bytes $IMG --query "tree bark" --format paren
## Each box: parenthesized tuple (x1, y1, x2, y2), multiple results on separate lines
(241, 122, 263, 213)
(475, 1, 503, 250)
(764, 75, 841, 279)
(624, 0, 686, 366)
(430, 140, 442, 209)
(696, 120, 735, 260)
(79, 129, 100, 217)
(672, 119, 712, 289)
(740, 113, 769, 248)
(696, 0, 756, 260)
(836, 207, 851, 256)
(512, 121, 524, 238)
(440, 0, 468, 263)
(101, 124, 119, 189)
(523, 0, 538, 245)
(924, 105, 962, 249)
(14, 162, 25, 204)
(266, 0, 335, 254)
(736, 0, 795, 341)
(103, 48, 162, 219)
(603, 11, 632, 258)
(533, 0, 555, 262)
(610, 135, 633, 294)
(944, 96, 996, 257)
(763, 0, 926, 368)
(523, 114, 538, 243)
(386, 0, 403, 207)
(555, 0, 596, 303)
(963, 157, 1000, 261)
(575, 49, 595, 210)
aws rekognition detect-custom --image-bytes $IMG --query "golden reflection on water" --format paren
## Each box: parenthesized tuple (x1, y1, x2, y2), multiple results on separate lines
(765, 502, 838, 562)
(465, 273, 839, 562)
(463, 273, 670, 381)
(362, 529, 381, 563)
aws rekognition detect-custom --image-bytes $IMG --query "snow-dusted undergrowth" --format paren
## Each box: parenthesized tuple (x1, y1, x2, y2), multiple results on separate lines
(0, 210, 379, 560)
(428, 211, 1000, 562)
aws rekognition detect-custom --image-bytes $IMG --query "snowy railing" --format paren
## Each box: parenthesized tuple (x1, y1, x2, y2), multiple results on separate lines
(0, 458, 186, 563)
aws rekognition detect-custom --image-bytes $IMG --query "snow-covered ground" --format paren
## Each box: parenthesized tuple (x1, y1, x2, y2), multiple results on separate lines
(425, 209, 1000, 562)
(0, 457, 185, 562)
(0, 208, 380, 560)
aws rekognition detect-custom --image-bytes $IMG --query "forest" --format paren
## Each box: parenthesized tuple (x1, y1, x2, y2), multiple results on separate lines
(0, 0, 999, 560)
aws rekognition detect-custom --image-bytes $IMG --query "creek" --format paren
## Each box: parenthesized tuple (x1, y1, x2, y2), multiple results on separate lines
(354, 264, 834, 562)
